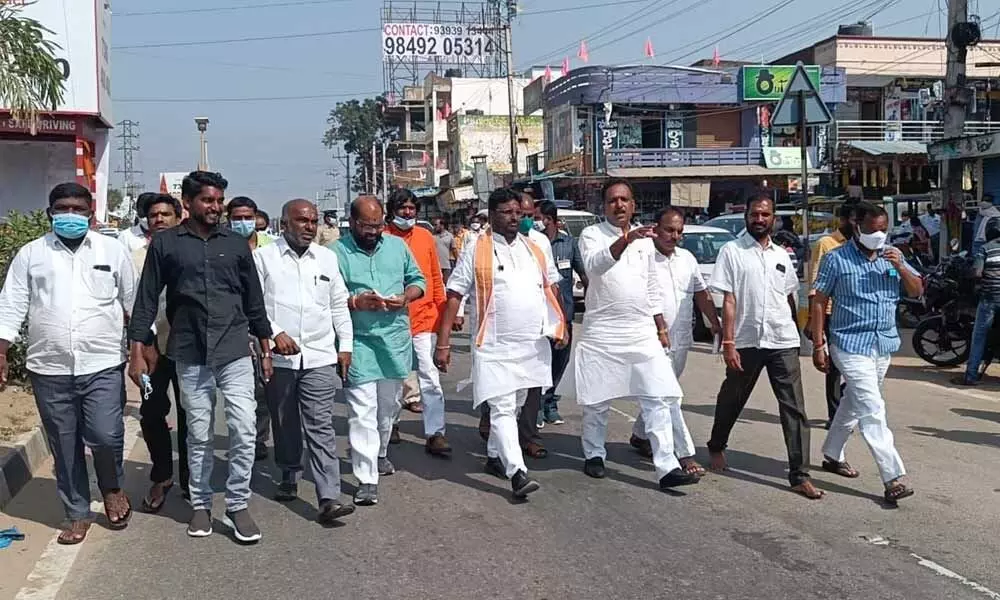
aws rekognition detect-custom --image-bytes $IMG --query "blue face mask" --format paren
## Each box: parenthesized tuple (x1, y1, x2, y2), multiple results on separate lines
(51, 213, 90, 239)
(230, 219, 256, 238)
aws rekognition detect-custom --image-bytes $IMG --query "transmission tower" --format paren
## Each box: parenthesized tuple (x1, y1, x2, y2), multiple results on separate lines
(114, 119, 143, 216)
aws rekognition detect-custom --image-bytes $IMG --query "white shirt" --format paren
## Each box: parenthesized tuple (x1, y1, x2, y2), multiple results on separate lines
(976, 205, 1000, 241)
(253, 238, 353, 370)
(710, 233, 800, 350)
(448, 232, 553, 403)
(0, 232, 136, 376)
(654, 247, 706, 349)
(118, 224, 148, 253)
(527, 228, 562, 284)
(574, 221, 681, 405)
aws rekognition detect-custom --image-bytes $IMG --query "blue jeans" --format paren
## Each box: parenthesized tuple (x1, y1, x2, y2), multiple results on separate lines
(176, 356, 256, 512)
(966, 299, 1000, 381)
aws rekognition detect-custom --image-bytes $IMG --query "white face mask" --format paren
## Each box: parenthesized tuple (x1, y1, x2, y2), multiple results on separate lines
(470, 222, 482, 232)
(857, 229, 887, 251)
(392, 216, 415, 230)
(533, 219, 545, 232)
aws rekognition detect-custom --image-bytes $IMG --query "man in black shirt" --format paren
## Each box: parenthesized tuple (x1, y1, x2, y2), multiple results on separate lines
(128, 171, 273, 544)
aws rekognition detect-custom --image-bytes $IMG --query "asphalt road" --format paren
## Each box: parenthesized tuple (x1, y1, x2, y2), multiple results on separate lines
(3, 330, 1000, 600)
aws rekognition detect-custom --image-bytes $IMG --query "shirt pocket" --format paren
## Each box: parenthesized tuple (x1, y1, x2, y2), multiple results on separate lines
(313, 277, 332, 306)
(88, 268, 118, 299)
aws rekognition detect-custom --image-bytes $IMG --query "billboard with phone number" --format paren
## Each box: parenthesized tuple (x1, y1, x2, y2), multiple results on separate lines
(382, 23, 495, 63)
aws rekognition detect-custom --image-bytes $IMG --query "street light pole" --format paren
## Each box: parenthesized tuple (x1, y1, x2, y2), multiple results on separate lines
(195, 117, 209, 170)
(382, 140, 389, 201)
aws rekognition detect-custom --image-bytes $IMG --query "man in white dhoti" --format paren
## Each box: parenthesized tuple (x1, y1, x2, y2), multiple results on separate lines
(575, 179, 700, 490)
(435, 188, 568, 499)
(630, 207, 721, 477)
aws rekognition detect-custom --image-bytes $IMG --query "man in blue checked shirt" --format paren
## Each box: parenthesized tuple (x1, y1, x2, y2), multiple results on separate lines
(809, 201, 923, 506)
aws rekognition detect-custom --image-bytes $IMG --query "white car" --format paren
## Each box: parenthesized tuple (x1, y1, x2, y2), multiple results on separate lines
(677, 224, 737, 338)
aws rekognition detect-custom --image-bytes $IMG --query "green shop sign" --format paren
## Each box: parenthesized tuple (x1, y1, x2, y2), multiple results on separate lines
(741, 65, 821, 101)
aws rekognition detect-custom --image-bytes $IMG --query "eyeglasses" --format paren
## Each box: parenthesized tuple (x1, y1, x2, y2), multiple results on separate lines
(355, 221, 384, 232)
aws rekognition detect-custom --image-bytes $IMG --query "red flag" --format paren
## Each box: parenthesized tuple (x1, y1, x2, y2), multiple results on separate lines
(421, 151, 429, 167)
(561, 56, 570, 76)
(544, 65, 553, 81)
(387, 91, 397, 106)
(644, 38, 655, 58)
(578, 40, 589, 63)
(712, 45, 721, 67)
(442, 102, 452, 118)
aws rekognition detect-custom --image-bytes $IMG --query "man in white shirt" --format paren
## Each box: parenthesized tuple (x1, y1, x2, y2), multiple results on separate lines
(254, 199, 356, 525)
(435, 188, 567, 499)
(707, 196, 822, 500)
(630, 207, 721, 477)
(0, 183, 137, 544)
(575, 180, 699, 490)
(118, 192, 156, 253)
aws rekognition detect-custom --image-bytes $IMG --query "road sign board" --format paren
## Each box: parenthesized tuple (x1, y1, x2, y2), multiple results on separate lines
(771, 63, 832, 127)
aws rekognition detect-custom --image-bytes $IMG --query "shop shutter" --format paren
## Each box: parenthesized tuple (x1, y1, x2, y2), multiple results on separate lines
(695, 107, 740, 148)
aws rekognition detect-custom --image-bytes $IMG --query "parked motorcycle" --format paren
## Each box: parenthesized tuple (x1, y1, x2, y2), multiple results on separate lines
(911, 254, 978, 366)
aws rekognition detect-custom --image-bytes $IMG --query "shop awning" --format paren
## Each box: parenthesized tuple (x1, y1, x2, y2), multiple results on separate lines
(846, 141, 928, 156)
(845, 74, 898, 88)
(606, 165, 829, 178)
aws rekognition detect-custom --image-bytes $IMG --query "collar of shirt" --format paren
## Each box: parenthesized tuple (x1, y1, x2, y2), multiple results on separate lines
(737, 231, 781, 252)
(177, 221, 229, 239)
(48, 230, 98, 252)
(276, 236, 317, 260)
(831, 230, 847, 244)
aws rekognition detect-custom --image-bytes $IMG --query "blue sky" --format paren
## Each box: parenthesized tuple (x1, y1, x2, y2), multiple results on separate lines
(110, 0, 968, 215)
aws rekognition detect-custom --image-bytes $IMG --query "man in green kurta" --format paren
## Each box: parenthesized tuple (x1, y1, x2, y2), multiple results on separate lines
(331, 196, 426, 506)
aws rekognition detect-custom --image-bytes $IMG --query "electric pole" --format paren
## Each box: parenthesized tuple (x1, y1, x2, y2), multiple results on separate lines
(503, 1, 519, 178)
(940, 0, 969, 257)
(113, 119, 142, 216)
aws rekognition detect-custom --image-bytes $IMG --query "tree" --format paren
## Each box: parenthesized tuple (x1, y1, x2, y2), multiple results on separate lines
(0, 3, 65, 131)
(322, 96, 397, 194)
(107, 188, 125, 216)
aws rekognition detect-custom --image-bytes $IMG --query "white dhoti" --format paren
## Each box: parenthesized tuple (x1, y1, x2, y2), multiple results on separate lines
(575, 330, 684, 479)
(632, 347, 695, 459)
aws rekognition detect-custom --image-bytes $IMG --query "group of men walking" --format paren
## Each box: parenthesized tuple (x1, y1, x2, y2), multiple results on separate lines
(0, 170, 933, 546)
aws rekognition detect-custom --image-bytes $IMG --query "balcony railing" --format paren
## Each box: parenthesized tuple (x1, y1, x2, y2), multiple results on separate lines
(834, 120, 1000, 143)
(606, 147, 763, 169)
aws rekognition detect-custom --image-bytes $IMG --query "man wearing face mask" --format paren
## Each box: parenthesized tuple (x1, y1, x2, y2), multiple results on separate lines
(708, 195, 823, 500)
(806, 202, 858, 429)
(0, 183, 137, 544)
(385, 189, 451, 456)
(226, 196, 273, 460)
(810, 202, 922, 505)
(332, 196, 426, 506)
(118, 192, 158, 252)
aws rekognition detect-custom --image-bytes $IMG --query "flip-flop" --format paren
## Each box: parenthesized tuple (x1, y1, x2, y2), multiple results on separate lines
(791, 482, 825, 500)
(679, 458, 706, 477)
(57, 521, 91, 545)
(404, 401, 424, 413)
(821, 458, 860, 478)
(105, 493, 133, 530)
(141, 482, 174, 514)
(884, 481, 915, 505)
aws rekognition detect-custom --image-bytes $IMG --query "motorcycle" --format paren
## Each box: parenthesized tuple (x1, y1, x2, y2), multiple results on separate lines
(911, 254, 978, 366)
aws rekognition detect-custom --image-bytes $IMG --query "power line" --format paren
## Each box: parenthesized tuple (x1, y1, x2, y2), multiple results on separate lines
(114, 0, 354, 17)
(113, 26, 378, 50)
(116, 91, 381, 103)
(662, 0, 799, 65)
(115, 49, 375, 80)
(518, 0, 650, 17)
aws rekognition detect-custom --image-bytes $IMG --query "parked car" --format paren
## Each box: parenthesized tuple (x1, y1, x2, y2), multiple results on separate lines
(559, 209, 599, 310)
(677, 225, 737, 340)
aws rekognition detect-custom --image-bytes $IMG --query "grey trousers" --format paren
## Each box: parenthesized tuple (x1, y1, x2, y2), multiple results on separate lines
(266, 365, 343, 502)
(29, 365, 125, 520)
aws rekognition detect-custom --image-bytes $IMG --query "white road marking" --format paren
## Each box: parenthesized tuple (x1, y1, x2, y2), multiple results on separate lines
(910, 553, 1000, 599)
(609, 405, 637, 423)
(912, 380, 998, 403)
(862, 534, 1000, 599)
(15, 412, 142, 600)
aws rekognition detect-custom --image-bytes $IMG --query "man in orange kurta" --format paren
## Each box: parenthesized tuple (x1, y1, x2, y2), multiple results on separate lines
(385, 189, 451, 456)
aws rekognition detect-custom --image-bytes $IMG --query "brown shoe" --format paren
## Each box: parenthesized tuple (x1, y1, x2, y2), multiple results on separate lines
(523, 441, 548, 459)
(425, 433, 452, 456)
(389, 424, 401, 445)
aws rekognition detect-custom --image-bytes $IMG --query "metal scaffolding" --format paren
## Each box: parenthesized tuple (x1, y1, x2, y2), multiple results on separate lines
(381, 1, 508, 101)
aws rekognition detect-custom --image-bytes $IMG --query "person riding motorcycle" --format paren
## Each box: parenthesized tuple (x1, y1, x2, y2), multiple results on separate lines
(953, 217, 1000, 386)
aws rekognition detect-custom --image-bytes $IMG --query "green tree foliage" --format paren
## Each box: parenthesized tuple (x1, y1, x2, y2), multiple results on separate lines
(322, 96, 397, 194)
(107, 188, 125, 216)
(0, 3, 65, 130)
(0, 211, 51, 384)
